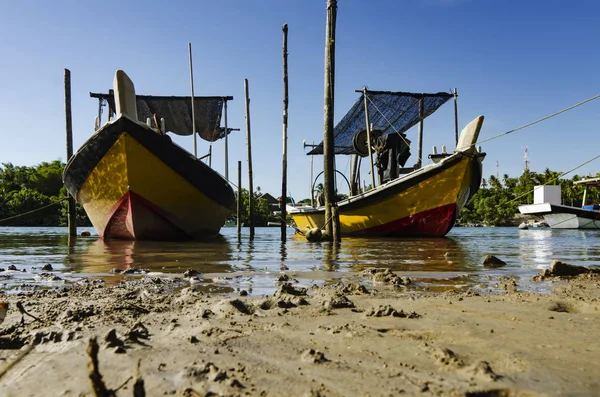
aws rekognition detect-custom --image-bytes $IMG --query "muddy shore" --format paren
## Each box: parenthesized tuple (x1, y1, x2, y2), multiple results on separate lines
(0, 268, 599, 396)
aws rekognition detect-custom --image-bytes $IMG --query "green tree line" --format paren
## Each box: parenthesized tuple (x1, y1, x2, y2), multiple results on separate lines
(459, 168, 600, 226)
(0, 161, 286, 228)
(3, 161, 597, 228)
(0, 161, 90, 226)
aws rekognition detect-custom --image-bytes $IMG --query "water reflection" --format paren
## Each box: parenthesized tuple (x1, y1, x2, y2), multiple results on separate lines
(322, 242, 340, 271)
(516, 228, 600, 270)
(337, 237, 472, 273)
(2, 226, 600, 295)
(74, 237, 234, 274)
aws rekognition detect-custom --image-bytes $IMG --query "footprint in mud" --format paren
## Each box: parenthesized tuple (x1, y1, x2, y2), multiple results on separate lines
(211, 298, 255, 316)
(548, 302, 577, 313)
(364, 304, 420, 318)
(301, 348, 328, 363)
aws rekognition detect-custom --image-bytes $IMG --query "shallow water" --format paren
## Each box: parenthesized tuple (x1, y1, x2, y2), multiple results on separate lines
(1, 226, 599, 295)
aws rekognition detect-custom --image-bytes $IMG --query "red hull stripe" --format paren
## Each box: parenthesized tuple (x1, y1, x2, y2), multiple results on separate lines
(349, 203, 457, 237)
(102, 190, 191, 241)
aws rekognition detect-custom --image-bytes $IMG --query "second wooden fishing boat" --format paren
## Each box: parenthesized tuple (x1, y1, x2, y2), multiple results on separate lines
(290, 90, 486, 237)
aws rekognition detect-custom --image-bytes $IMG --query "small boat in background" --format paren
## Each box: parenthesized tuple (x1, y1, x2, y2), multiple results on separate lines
(63, 70, 235, 240)
(290, 90, 486, 237)
(519, 178, 600, 229)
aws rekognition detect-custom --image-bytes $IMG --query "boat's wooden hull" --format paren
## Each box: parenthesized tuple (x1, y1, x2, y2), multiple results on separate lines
(519, 203, 600, 229)
(63, 117, 235, 240)
(291, 153, 482, 237)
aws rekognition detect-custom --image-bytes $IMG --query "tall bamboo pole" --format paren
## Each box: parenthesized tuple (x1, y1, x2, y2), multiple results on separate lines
(416, 98, 424, 169)
(281, 23, 289, 241)
(350, 154, 359, 195)
(323, 0, 338, 240)
(64, 69, 77, 237)
(453, 88, 459, 145)
(244, 79, 255, 238)
(224, 100, 229, 180)
(237, 160, 242, 236)
(363, 88, 375, 189)
(188, 43, 197, 157)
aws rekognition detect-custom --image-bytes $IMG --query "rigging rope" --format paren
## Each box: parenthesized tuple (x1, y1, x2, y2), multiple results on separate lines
(476, 92, 600, 146)
(0, 198, 67, 224)
(364, 93, 412, 147)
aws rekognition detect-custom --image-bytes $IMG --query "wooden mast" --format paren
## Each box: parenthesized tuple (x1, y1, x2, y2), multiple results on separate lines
(224, 99, 229, 180)
(453, 88, 459, 145)
(237, 160, 242, 236)
(362, 88, 376, 189)
(281, 23, 289, 240)
(416, 98, 424, 169)
(188, 43, 197, 157)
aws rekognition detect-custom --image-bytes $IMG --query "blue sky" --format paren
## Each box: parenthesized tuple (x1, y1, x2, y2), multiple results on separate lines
(1, 0, 599, 200)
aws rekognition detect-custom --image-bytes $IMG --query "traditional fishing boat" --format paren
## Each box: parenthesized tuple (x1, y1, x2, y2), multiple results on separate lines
(63, 70, 235, 240)
(518, 178, 600, 229)
(290, 90, 486, 237)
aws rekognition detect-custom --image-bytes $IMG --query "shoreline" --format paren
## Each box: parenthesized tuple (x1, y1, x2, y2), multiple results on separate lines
(1, 269, 599, 396)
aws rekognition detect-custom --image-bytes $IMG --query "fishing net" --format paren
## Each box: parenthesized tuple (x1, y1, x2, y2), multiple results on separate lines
(308, 90, 453, 155)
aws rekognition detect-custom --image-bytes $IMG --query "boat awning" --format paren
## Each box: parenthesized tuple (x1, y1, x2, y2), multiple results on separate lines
(90, 92, 233, 142)
(574, 177, 600, 187)
(308, 90, 453, 155)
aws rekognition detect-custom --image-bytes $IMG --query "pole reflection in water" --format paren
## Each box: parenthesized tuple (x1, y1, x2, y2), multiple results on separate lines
(322, 242, 340, 271)
(8, 226, 599, 295)
(280, 241, 288, 270)
(244, 238, 255, 270)
(65, 236, 78, 270)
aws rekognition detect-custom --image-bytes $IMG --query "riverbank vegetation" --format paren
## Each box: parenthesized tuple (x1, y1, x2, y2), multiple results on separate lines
(0, 161, 281, 228)
(2, 162, 598, 228)
(460, 169, 600, 226)
(0, 161, 90, 226)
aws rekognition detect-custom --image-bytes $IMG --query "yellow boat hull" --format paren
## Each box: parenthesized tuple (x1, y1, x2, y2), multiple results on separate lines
(64, 117, 235, 240)
(291, 115, 486, 237)
(292, 155, 480, 237)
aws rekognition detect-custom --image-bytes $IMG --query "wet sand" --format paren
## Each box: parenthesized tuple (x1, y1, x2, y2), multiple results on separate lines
(0, 269, 599, 396)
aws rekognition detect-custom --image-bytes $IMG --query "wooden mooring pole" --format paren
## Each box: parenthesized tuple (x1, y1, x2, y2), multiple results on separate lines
(224, 100, 229, 180)
(416, 98, 424, 169)
(64, 69, 77, 237)
(362, 88, 376, 190)
(280, 23, 289, 241)
(237, 160, 242, 236)
(453, 87, 459, 145)
(323, 0, 340, 241)
(244, 78, 255, 238)
(188, 43, 197, 157)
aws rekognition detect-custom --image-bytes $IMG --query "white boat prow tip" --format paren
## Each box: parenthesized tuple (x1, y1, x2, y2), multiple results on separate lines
(456, 115, 484, 152)
(113, 70, 138, 122)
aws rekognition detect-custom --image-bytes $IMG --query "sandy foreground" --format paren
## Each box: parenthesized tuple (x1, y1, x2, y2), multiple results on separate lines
(0, 268, 599, 397)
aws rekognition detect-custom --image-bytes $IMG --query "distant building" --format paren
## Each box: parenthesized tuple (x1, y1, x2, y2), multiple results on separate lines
(257, 193, 280, 215)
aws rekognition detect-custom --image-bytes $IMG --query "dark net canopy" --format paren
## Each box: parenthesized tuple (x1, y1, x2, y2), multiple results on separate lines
(90, 92, 232, 142)
(308, 90, 453, 155)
